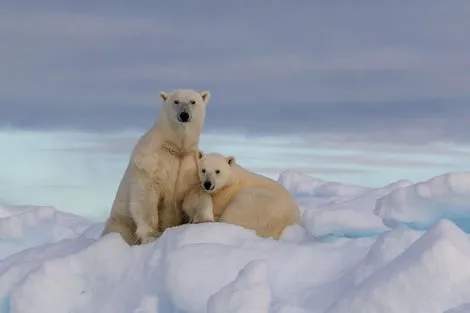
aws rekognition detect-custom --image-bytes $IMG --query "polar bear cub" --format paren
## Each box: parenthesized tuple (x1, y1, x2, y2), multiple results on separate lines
(183, 151, 300, 239)
(101, 89, 211, 245)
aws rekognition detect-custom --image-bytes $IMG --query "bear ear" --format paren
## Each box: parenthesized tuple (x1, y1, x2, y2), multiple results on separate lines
(159, 92, 168, 102)
(200, 91, 211, 104)
(197, 150, 205, 160)
(226, 156, 236, 166)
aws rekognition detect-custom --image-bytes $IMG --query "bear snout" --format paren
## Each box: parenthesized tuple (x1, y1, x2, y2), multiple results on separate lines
(178, 111, 191, 123)
(203, 180, 213, 191)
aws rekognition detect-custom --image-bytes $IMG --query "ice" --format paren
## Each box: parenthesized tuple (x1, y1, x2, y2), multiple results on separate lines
(0, 205, 31, 218)
(0, 205, 93, 260)
(1, 170, 470, 313)
(374, 172, 470, 231)
(279, 170, 372, 199)
(132, 295, 160, 313)
(302, 179, 413, 238)
(278, 170, 372, 216)
(446, 303, 470, 313)
(207, 260, 271, 313)
(353, 226, 423, 285)
(326, 219, 470, 313)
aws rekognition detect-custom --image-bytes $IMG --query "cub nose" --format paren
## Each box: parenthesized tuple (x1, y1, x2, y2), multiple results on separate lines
(203, 181, 213, 191)
(178, 112, 190, 122)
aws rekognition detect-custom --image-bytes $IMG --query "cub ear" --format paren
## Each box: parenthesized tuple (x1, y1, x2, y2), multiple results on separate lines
(159, 92, 168, 102)
(197, 150, 205, 160)
(226, 156, 236, 166)
(200, 90, 211, 104)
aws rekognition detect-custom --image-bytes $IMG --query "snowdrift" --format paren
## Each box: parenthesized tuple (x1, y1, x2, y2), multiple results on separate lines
(374, 172, 470, 231)
(1, 171, 470, 313)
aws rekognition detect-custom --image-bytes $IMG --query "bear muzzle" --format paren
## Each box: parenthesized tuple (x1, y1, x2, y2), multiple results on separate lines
(177, 111, 191, 123)
(203, 180, 214, 191)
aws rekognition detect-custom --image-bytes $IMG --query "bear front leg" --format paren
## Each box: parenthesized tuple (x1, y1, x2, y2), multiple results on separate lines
(101, 215, 138, 245)
(192, 197, 214, 224)
(182, 187, 215, 224)
(129, 178, 161, 245)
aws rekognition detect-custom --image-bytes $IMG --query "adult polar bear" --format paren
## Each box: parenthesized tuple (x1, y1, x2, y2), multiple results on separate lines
(101, 89, 211, 245)
(183, 152, 300, 239)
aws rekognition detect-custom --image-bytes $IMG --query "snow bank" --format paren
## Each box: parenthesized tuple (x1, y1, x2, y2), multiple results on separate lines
(445, 303, 470, 313)
(207, 260, 271, 313)
(302, 180, 412, 238)
(353, 226, 423, 285)
(278, 170, 371, 199)
(374, 172, 470, 231)
(0, 219, 374, 313)
(0, 205, 31, 218)
(2, 171, 470, 313)
(0, 205, 93, 260)
(278, 170, 371, 213)
(326, 219, 470, 313)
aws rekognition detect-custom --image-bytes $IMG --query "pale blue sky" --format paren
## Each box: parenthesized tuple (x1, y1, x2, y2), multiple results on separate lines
(1, 1, 470, 219)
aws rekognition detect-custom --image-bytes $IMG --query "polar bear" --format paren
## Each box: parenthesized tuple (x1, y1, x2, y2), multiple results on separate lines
(183, 151, 301, 239)
(101, 89, 211, 245)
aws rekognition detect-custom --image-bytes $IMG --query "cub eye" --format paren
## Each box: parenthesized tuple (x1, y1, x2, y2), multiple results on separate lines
(215, 169, 220, 174)
(190, 100, 196, 105)
(174, 100, 179, 104)
(202, 169, 206, 174)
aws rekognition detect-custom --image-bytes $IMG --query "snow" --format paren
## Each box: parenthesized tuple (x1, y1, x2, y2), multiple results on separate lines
(446, 303, 470, 313)
(206, 260, 271, 313)
(0, 205, 93, 260)
(297, 173, 413, 238)
(1, 171, 470, 313)
(375, 172, 470, 231)
(327, 219, 470, 313)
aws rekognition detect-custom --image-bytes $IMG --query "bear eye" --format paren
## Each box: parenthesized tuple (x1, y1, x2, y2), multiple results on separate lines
(174, 100, 179, 104)
(215, 169, 220, 174)
(190, 100, 196, 105)
(202, 169, 206, 174)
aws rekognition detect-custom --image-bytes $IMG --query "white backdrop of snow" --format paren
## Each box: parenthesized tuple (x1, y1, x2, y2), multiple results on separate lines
(1, 171, 470, 313)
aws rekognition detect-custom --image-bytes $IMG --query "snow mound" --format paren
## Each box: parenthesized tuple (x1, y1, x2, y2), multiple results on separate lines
(303, 179, 413, 238)
(445, 303, 470, 313)
(353, 226, 423, 285)
(278, 170, 371, 199)
(0, 205, 93, 260)
(2, 171, 470, 312)
(207, 260, 271, 313)
(0, 205, 32, 218)
(326, 219, 470, 313)
(0, 220, 374, 313)
(374, 172, 470, 231)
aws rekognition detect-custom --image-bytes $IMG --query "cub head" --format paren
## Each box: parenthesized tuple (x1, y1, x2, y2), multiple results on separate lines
(197, 151, 236, 193)
(158, 89, 211, 127)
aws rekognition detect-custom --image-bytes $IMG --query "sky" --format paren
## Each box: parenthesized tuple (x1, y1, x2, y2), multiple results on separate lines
(1, 0, 470, 220)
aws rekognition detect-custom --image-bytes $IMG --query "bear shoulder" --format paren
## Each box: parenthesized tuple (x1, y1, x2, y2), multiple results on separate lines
(129, 128, 163, 175)
(231, 164, 269, 188)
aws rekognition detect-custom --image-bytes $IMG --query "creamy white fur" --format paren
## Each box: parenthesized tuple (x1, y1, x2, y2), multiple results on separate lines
(183, 152, 301, 239)
(101, 89, 211, 245)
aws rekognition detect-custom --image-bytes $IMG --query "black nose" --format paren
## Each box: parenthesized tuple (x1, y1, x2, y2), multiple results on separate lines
(203, 181, 212, 191)
(178, 112, 190, 122)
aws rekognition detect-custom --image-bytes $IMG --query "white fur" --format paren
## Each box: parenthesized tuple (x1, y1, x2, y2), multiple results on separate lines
(101, 89, 211, 245)
(183, 152, 301, 239)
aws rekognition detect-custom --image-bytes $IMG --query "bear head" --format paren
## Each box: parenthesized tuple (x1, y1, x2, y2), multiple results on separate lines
(197, 151, 236, 193)
(158, 89, 211, 128)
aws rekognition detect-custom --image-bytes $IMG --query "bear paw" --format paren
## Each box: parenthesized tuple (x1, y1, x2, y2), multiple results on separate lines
(192, 218, 215, 224)
(135, 224, 161, 245)
(140, 235, 157, 245)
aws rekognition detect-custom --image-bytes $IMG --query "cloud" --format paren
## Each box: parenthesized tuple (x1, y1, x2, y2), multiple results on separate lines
(249, 167, 368, 175)
(300, 154, 451, 169)
(2, 1, 470, 144)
